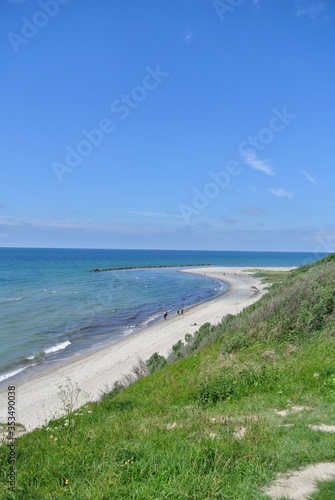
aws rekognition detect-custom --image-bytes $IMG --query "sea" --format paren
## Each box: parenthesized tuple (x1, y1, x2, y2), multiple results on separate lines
(0, 248, 326, 386)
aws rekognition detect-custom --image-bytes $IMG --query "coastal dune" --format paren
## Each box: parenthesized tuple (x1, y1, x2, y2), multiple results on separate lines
(0, 267, 293, 432)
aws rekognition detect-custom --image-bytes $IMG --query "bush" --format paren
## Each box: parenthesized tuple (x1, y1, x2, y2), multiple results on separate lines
(222, 331, 252, 353)
(146, 352, 167, 374)
(171, 340, 184, 359)
(196, 375, 236, 406)
(195, 365, 279, 406)
(191, 322, 215, 352)
(101, 381, 124, 401)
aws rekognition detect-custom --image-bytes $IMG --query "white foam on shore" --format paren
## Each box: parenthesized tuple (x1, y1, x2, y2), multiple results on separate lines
(44, 341, 71, 354)
(0, 363, 37, 383)
(122, 327, 134, 334)
(140, 311, 163, 326)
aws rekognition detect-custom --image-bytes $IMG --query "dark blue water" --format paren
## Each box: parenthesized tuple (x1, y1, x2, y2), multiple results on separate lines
(0, 248, 326, 383)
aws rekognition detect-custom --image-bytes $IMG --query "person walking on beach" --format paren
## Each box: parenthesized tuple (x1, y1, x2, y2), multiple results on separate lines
(177, 309, 180, 315)
(181, 308, 184, 315)
(164, 311, 168, 320)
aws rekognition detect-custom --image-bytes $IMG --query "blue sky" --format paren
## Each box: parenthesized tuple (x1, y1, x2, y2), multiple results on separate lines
(1, 0, 334, 251)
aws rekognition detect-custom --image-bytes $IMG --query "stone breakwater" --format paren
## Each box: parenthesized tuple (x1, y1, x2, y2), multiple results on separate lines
(91, 264, 211, 272)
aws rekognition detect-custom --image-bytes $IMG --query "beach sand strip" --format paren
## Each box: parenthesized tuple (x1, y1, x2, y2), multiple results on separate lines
(0, 266, 294, 431)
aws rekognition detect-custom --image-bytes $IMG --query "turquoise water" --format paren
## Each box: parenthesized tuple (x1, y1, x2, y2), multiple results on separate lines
(0, 248, 325, 384)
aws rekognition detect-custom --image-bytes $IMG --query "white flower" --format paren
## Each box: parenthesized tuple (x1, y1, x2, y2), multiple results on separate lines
(88, 411, 92, 413)
(313, 372, 320, 378)
(54, 437, 58, 441)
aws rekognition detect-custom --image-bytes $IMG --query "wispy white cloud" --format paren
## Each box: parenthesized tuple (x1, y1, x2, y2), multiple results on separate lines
(241, 151, 274, 176)
(195, 216, 267, 231)
(182, 32, 194, 42)
(295, 1, 326, 19)
(269, 188, 294, 199)
(0, 214, 185, 234)
(301, 169, 317, 184)
(231, 205, 267, 216)
(128, 210, 183, 219)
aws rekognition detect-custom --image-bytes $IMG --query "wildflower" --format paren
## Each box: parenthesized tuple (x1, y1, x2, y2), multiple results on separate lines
(64, 479, 69, 486)
(54, 437, 58, 441)
(88, 411, 92, 413)
(313, 372, 320, 378)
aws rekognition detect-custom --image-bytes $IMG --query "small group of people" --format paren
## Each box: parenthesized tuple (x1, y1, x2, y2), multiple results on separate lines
(164, 308, 184, 320)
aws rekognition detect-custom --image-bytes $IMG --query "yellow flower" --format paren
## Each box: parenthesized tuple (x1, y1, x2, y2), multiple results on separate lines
(64, 479, 69, 486)
(124, 461, 127, 465)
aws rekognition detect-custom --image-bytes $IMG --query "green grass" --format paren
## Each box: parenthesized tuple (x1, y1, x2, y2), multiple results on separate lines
(1, 256, 335, 499)
(244, 268, 290, 284)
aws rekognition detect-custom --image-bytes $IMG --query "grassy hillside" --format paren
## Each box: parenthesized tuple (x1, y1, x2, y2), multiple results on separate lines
(1, 256, 335, 499)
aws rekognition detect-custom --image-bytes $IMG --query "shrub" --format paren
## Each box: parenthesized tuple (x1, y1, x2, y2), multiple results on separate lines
(222, 331, 252, 353)
(146, 352, 167, 374)
(195, 365, 279, 406)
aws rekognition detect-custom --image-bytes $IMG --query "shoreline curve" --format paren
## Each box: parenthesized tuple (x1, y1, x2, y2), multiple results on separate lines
(0, 266, 294, 432)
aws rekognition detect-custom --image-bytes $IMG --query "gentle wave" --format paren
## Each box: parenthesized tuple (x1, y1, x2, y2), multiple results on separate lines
(139, 311, 163, 327)
(122, 326, 134, 334)
(0, 363, 37, 383)
(0, 297, 22, 304)
(44, 341, 71, 354)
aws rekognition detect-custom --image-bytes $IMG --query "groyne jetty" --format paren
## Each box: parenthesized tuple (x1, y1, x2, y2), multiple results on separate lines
(91, 264, 211, 272)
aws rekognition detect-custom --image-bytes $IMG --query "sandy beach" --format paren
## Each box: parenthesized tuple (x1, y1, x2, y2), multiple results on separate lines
(0, 266, 293, 432)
